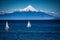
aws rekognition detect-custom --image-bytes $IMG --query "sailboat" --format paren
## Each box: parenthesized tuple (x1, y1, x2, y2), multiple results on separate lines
(27, 21, 31, 28)
(5, 21, 9, 31)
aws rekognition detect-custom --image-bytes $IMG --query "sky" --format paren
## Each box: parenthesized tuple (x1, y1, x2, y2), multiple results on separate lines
(0, 0, 60, 13)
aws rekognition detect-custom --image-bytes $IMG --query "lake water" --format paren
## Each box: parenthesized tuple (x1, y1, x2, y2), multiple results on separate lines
(0, 20, 60, 40)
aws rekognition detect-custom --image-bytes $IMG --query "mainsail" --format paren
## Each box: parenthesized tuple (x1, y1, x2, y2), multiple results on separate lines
(5, 21, 9, 31)
(27, 21, 31, 28)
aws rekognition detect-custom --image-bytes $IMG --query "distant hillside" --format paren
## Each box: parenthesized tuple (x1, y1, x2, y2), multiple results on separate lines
(0, 11, 55, 20)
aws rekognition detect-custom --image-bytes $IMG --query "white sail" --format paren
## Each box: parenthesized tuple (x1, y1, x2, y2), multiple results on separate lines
(27, 21, 31, 28)
(5, 21, 9, 31)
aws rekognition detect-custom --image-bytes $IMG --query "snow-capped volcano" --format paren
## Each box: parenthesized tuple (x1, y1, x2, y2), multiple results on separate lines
(21, 5, 38, 11)
(0, 5, 60, 20)
(0, 5, 38, 14)
(0, 5, 58, 17)
(0, 5, 56, 13)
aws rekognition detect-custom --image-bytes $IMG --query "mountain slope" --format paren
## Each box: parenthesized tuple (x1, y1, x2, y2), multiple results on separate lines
(0, 11, 55, 20)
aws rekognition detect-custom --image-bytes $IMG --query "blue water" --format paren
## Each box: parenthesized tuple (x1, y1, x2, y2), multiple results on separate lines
(0, 20, 60, 40)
